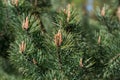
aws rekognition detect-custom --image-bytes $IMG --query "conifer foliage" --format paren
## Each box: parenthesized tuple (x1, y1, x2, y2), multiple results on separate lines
(0, 0, 120, 80)
(0, 0, 13, 59)
(8, 1, 83, 79)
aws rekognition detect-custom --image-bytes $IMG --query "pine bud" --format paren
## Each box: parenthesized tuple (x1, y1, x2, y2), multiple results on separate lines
(12, 0, 18, 6)
(63, 4, 71, 22)
(101, 7, 105, 16)
(15, 0, 18, 6)
(97, 36, 101, 44)
(63, 9, 67, 14)
(67, 4, 71, 22)
(32, 58, 37, 65)
(79, 58, 83, 67)
(19, 41, 26, 53)
(54, 30, 62, 47)
(117, 6, 120, 21)
(22, 16, 29, 30)
(25, 17, 29, 29)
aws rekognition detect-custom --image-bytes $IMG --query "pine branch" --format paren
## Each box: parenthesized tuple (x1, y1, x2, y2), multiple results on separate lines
(56, 47, 62, 70)
(109, 53, 120, 63)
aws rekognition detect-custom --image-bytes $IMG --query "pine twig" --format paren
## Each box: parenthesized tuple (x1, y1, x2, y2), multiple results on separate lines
(57, 47, 62, 70)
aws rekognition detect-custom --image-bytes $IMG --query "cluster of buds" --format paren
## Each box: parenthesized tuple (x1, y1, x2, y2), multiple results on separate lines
(19, 41, 26, 53)
(12, 0, 19, 6)
(79, 58, 84, 68)
(63, 4, 71, 22)
(97, 36, 101, 44)
(32, 58, 37, 65)
(117, 6, 120, 21)
(101, 7, 105, 17)
(22, 16, 29, 30)
(54, 30, 62, 47)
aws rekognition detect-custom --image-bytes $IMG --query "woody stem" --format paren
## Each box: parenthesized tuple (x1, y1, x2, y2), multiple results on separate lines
(57, 46, 62, 70)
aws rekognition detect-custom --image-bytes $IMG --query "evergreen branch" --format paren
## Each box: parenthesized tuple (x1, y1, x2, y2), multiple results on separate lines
(56, 47, 62, 70)
(109, 53, 120, 63)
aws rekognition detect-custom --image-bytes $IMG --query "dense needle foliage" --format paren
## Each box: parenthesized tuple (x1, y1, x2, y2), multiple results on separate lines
(0, 0, 120, 80)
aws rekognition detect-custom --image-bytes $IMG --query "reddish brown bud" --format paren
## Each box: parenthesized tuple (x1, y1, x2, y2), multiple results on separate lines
(12, 0, 18, 6)
(54, 30, 62, 47)
(101, 7, 105, 16)
(22, 16, 29, 30)
(15, 0, 18, 6)
(19, 41, 26, 53)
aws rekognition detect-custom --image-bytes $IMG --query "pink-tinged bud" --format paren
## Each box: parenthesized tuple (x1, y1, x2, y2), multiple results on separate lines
(12, 0, 18, 6)
(19, 41, 26, 53)
(22, 16, 29, 30)
(15, 0, 18, 6)
(101, 7, 105, 16)
(54, 30, 62, 47)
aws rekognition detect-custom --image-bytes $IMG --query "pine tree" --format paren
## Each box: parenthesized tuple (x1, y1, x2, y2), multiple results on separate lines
(96, 1, 120, 79)
(8, 1, 83, 79)
(1, 0, 120, 80)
